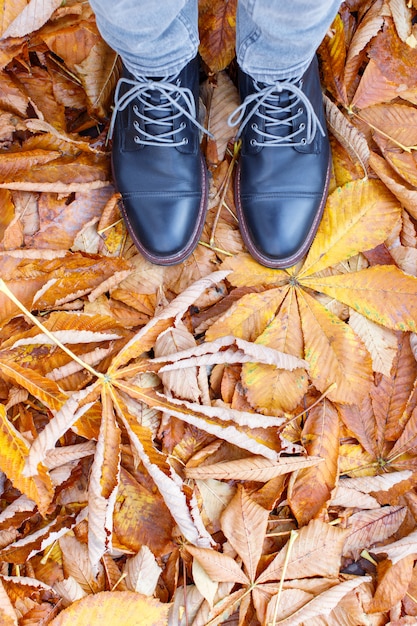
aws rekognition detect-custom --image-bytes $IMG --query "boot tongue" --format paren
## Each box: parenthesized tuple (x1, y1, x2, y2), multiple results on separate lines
(143, 87, 174, 137)
(262, 88, 293, 140)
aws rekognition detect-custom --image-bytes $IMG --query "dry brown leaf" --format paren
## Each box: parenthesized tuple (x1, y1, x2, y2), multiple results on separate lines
(186, 455, 323, 482)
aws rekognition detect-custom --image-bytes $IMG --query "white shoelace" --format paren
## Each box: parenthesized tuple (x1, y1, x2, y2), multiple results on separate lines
(108, 75, 211, 146)
(228, 77, 325, 147)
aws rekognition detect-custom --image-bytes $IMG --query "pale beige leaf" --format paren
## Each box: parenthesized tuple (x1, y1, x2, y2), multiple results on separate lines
(264, 588, 313, 623)
(186, 545, 249, 585)
(340, 471, 413, 493)
(330, 485, 380, 509)
(266, 576, 372, 626)
(53, 577, 87, 608)
(123, 546, 162, 596)
(9, 330, 121, 349)
(3, 0, 62, 38)
(372, 528, 417, 563)
(59, 535, 104, 594)
(257, 520, 347, 583)
(192, 558, 218, 608)
(0, 180, 110, 193)
(186, 455, 323, 481)
(411, 332, 417, 361)
(221, 486, 269, 582)
(390, 246, 417, 276)
(390, 0, 412, 42)
(324, 96, 369, 176)
(155, 334, 307, 371)
(44, 442, 96, 470)
(74, 42, 118, 117)
(348, 309, 398, 376)
(155, 325, 201, 402)
(343, 506, 407, 560)
(195, 479, 236, 530)
(168, 584, 205, 626)
(207, 72, 240, 161)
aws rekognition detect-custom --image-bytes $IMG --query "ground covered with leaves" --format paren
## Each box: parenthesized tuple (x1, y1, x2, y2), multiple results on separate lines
(1, 0, 417, 624)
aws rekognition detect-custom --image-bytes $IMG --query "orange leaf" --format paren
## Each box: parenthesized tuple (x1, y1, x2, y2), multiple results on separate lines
(297, 289, 372, 404)
(288, 399, 340, 525)
(198, 0, 237, 73)
(368, 555, 415, 613)
(0, 404, 53, 515)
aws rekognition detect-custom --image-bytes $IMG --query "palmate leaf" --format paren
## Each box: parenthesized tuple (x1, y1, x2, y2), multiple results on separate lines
(304, 266, 417, 331)
(209, 173, 417, 407)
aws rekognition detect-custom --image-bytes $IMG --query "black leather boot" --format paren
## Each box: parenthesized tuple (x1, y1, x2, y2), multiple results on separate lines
(229, 57, 331, 269)
(109, 56, 209, 265)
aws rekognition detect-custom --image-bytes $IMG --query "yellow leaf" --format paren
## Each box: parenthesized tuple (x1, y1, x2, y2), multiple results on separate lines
(49, 590, 170, 626)
(304, 266, 417, 331)
(222, 253, 290, 288)
(298, 179, 401, 278)
(297, 289, 372, 404)
(0, 404, 53, 515)
(242, 288, 308, 414)
(206, 286, 288, 342)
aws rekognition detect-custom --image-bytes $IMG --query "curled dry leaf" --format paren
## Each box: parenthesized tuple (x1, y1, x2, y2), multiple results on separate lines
(186, 455, 323, 481)
(324, 95, 370, 176)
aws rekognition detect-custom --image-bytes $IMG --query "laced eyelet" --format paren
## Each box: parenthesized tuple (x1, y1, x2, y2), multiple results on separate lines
(250, 138, 257, 146)
(300, 138, 307, 145)
(251, 123, 258, 131)
(297, 107, 303, 114)
(180, 122, 186, 130)
(299, 79, 304, 87)
(182, 137, 189, 145)
(299, 123, 305, 130)
(134, 136, 140, 143)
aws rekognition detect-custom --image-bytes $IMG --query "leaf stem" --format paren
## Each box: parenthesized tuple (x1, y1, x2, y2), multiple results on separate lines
(0, 279, 104, 380)
(270, 529, 298, 626)
(209, 140, 241, 248)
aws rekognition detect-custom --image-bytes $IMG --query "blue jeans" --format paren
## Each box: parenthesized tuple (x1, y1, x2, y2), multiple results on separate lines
(89, 0, 341, 82)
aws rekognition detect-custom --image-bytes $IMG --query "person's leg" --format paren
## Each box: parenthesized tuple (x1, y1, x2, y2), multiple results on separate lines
(230, 1, 342, 269)
(90, 0, 208, 265)
(90, 0, 198, 77)
(236, 0, 342, 82)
